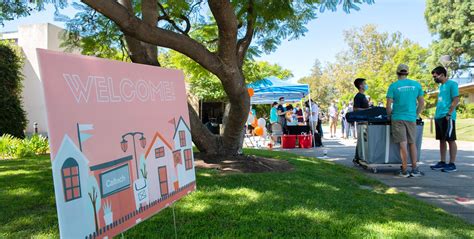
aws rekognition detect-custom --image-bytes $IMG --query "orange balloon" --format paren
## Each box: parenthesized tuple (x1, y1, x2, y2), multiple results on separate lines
(248, 88, 254, 97)
(254, 126, 264, 136)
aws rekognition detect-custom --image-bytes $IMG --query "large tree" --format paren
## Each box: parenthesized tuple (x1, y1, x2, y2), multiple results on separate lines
(74, 0, 373, 158)
(6, 0, 374, 158)
(425, 0, 473, 71)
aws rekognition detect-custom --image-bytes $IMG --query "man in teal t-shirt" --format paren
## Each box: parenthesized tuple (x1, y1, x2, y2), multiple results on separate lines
(429, 66, 460, 173)
(270, 102, 278, 124)
(386, 64, 425, 177)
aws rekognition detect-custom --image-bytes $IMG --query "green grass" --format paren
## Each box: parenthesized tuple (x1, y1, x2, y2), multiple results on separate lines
(423, 118, 474, 141)
(1, 151, 474, 238)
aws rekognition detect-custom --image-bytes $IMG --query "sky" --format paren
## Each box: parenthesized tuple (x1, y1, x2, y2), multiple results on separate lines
(1, 0, 433, 82)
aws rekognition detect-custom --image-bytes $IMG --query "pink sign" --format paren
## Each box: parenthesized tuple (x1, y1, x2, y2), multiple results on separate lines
(37, 49, 196, 238)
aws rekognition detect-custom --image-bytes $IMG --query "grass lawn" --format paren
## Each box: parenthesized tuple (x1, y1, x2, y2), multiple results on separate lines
(423, 118, 474, 141)
(1, 151, 474, 238)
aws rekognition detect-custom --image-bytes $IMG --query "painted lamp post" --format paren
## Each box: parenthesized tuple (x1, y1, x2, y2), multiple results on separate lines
(120, 132, 149, 211)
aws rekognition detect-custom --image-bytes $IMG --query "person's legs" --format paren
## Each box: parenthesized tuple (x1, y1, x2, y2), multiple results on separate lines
(399, 141, 408, 171)
(448, 140, 457, 164)
(440, 140, 447, 162)
(408, 142, 417, 169)
(392, 120, 410, 177)
(341, 118, 345, 138)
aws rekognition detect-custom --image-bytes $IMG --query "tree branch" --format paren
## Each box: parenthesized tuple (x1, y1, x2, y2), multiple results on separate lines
(82, 0, 222, 75)
(208, 0, 238, 65)
(117, 0, 150, 65)
(141, 0, 160, 66)
(157, 2, 190, 35)
(236, 0, 255, 67)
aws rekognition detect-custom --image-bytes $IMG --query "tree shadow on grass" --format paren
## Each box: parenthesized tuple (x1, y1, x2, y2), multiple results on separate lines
(125, 151, 474, 238)
(1, 153, 473, 238)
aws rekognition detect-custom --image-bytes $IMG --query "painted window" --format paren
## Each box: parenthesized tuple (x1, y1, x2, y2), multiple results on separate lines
(173, 150, 182, 165)
(62, 157, 81, 202)
(184, 149, 193, 170)
(179, 131, 186, 147)
(158, 166, 168, 196)
(155, 146, 165, 158)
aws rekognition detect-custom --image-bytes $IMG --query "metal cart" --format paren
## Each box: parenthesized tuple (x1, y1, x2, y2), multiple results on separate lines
(355, 120, 424, 173)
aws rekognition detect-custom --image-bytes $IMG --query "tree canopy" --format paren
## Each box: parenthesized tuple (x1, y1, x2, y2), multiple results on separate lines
(300, 25, 432, 110)
(425, 0, 474, 71)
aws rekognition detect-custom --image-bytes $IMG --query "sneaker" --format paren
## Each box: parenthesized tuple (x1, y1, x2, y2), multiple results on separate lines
(430, 161, 446, 170)
(410, 168, 423, 177)
(397, 169, 411, 178)
(442, 163, 457, 173)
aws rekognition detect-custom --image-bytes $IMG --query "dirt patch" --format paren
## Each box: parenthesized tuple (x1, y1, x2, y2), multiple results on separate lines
(194, 153, 294, 174)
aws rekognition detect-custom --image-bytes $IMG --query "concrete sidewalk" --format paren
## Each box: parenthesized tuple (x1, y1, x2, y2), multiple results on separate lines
(281, 134, 474, 224)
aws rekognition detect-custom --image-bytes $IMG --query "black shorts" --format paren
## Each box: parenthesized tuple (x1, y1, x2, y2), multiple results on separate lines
(435, 118, 456, 141)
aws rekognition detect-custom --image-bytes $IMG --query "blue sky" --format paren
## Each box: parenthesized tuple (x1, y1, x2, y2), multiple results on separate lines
(1, 0, 432, 81)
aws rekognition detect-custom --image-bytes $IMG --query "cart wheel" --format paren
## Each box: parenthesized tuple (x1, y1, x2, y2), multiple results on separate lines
(372, 168, 378, 174)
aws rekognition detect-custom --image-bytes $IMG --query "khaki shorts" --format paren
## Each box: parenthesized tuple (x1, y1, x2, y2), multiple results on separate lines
(391, 120, 416, 144)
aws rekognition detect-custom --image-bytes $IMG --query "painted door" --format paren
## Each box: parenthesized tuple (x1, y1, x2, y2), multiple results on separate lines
(158, 166, 168, 196)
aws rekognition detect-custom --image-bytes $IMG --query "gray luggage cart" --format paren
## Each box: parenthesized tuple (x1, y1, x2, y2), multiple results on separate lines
(355, 121, 424, 173)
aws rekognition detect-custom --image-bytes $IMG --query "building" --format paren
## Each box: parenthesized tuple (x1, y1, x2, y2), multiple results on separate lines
(0, 23, 78, 135)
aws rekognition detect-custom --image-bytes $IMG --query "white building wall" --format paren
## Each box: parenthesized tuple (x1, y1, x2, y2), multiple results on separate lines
(1, 23, 78, 135)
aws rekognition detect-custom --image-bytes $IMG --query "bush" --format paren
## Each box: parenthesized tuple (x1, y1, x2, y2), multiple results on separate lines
(0, 42, 27, 138)
(458, 103, 474, 119)
(0, 134, 50, 159)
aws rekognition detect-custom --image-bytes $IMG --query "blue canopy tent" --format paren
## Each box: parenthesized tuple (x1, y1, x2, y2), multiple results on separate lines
(247, 76, 310, 104)
(247, 76, 317, 148)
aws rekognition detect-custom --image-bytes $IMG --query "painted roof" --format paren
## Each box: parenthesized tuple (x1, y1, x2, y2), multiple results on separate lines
(145, 131, 174, 158)
(172, 116, 191, 140)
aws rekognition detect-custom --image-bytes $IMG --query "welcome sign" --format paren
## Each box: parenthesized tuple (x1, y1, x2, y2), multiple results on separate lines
(37, 49, 196, 238)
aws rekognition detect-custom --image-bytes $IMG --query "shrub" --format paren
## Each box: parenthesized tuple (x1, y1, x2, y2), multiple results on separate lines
(0, 42, 27, 138)
(458, 103, 474, 119)
(0, 134, 50, 159)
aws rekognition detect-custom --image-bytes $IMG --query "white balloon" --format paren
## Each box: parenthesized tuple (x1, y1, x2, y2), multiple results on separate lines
(257, 118, 266, 127)
(247, 114, 255, 125)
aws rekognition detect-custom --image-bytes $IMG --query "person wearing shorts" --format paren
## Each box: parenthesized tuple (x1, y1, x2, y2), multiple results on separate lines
(430, 66, 459, 173)
(386, 64, 425, 177)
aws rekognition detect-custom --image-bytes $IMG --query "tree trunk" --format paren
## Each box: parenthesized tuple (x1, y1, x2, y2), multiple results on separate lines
(81, 0, 251, 161)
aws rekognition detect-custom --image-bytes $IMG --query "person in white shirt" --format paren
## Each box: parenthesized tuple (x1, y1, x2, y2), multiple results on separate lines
(305, 100, 319, 133)
(328, 102, 338, 138)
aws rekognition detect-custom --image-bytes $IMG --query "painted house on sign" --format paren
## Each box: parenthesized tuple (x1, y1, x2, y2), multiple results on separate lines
(145, 132, 178, 202)
(52, 135, 96, 238)
(172, 117, 195, 187)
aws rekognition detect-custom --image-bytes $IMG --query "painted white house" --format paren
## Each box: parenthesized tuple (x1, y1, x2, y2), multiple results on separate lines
(52, 134, 96, 238)
(173, 116, 195, 187)
(144, 132, 178, 202)
(0, 23, 79, 135)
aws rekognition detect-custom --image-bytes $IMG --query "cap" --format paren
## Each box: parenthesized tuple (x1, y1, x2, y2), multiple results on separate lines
(397, 64, 409, 74)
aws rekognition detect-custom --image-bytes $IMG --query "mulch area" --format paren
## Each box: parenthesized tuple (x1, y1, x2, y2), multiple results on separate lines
(194, 153, 294, 174)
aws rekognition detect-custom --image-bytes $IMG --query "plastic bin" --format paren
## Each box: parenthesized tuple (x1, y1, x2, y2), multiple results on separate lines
(282, 135, 296, 148)
(298, 134, 312, 148)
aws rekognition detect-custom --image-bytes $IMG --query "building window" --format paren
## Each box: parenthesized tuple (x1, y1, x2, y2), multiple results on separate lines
(158, 166, 168, 196)
(184, 149, 193, 170)
(179, 131, 186, 147)
(155, 147, 165, 158)
(173, 150, 182, 166)
(62, 158, 81, 202)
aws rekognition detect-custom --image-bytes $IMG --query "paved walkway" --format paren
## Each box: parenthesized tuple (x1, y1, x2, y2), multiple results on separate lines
(278, 132, 474, 224)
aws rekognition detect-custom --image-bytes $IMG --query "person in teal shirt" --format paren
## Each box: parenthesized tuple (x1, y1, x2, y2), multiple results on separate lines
(386, 64, 425, 177)
(429, 66, 460, 173)
(270, 102, 278, 124)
